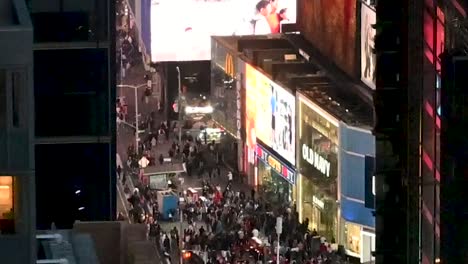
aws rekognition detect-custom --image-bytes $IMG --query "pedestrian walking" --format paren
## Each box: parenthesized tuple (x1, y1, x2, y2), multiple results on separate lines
(227, 171, 233, 184)
(158, 154, 164, 165)
(116, 165, 122, 180)
(122, 172, 127, 185)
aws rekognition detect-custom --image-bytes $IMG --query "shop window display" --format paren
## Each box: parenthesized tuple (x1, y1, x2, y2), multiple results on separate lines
(302, 176, 337, 241)
(298, 99, 339, 241)
(258, 161, 291, 206)
(345, 222, 361, 254)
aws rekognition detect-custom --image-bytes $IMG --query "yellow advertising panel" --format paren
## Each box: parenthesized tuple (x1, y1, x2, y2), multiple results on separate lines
(245, 64, 296, 165)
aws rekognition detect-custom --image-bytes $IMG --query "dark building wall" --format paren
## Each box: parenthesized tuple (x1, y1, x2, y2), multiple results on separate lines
(30, 0, 116, 229)
(0, 1, 36, 263)
(34, 49, 110, 137)
(420, 0, 445, 262)
(35, 143, 113, 229)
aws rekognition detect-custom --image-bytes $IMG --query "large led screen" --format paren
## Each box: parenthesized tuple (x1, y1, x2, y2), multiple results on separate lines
(361, 3, 376, 90)
(150, 0, 297, 62)
(297, 0, 357, 77)
(245, 64, 295, 165)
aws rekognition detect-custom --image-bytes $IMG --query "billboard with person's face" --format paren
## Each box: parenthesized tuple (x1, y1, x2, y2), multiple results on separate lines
(360, 3, 376, 89)
(245, 64, 295, 165)
(150, 0, 297, 62)
(297, 0, 357, 77)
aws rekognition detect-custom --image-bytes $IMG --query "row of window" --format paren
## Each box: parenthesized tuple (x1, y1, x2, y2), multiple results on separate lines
(34, 49, 111, 137)
(28, 0, 110, 42)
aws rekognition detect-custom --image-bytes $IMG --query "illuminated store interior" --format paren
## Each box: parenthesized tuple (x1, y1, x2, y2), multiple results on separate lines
(297, 96, 339, 242)
(255, 144, 297, 206)
(257, 160, 293, 204)
(0, 176, 13, 219)
(0, 176, 14, 234)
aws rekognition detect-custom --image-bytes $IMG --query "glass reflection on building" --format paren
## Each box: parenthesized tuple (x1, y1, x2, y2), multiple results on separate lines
(210, 38, 243, 172)
(298, 98, 339, 241)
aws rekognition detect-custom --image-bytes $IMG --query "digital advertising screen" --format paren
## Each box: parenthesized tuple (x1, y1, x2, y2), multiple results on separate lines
(150, 0, 297, 62)
(245, 64, 295, 165)
(297, 0, 357, 77)
(360, 3, 376, 90)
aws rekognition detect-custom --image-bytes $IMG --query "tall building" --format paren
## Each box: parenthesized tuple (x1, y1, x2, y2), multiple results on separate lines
(360, 0, 468, 263)
(0, 0, 36, 263)
(28, 0, 116, 229)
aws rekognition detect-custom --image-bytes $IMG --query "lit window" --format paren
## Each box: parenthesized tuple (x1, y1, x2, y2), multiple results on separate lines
(0, 176, 14, 234)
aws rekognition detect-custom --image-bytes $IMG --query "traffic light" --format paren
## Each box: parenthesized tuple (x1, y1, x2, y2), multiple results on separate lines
(172, 101, 178, 113)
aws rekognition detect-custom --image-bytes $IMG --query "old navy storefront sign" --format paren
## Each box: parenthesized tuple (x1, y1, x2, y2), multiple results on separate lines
(256, 145, 296, 184)
(302, 144, 331, 177)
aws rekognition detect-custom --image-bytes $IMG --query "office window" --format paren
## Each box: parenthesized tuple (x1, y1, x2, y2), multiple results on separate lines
(30, 0, 109, 42)
(0, 70, 6, 128)
(35, 143, 114, 229)
(11, 72, 21, 127)
(34, 49, 110, 137)
(0, 176, 14, 234)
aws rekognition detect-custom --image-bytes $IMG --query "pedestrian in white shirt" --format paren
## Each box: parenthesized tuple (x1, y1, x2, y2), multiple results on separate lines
(227, 171, 233, 183)
(254, 0, 272, 35)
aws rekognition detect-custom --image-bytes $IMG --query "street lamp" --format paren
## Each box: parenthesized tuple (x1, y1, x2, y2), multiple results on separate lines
(117, 84, 147, 155)
(176, 66, 183, 143)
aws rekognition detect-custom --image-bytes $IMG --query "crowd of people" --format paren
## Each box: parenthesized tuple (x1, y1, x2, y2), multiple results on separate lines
(117, 121, 352, 263)
(121, 142, 351, 264)
(183, 182, 352, 263)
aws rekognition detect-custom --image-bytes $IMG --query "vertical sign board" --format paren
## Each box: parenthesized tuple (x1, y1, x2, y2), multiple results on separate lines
(364, 155, 375, 209)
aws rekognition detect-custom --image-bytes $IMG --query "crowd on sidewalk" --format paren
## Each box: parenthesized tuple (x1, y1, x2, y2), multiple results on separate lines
(128, 175, 351, 263)
(116, 116, 353, 263)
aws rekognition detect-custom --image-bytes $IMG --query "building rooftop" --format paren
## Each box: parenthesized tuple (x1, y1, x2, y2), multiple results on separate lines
(143, 162, 185, 175)
(212, 34, 285, 54)
(213, 34, 374, 129)
(37, 229, 99, 264)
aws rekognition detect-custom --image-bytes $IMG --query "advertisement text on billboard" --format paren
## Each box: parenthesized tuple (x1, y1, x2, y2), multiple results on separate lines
(245, 64, 295, 165)
(361, 3, 376, 89)
(298, 98, 338, 180)
(150, 0, 297, 62)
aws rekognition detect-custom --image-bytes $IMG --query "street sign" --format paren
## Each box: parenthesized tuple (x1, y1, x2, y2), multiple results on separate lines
(276, 217, 283, 234)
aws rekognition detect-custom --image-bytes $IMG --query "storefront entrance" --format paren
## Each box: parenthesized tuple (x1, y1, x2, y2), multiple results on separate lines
(257, 161, 291, 205)
(300, 175, 338, 241)
(255, 144, 296, 207)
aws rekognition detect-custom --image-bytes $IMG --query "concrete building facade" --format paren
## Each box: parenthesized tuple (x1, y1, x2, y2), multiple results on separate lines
(0, 0, 36, 263)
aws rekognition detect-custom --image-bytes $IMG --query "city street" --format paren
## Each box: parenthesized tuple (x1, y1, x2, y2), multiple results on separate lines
(116, 46, 254, 263)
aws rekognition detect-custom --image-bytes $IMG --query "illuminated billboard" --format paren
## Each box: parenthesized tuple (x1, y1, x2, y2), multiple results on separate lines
(360, 3, 376, 89)
(150, 0, 297, 62)
(298, 95, 338, 181)
(245, 64, 295, 165)
(297, 0, 357, 77)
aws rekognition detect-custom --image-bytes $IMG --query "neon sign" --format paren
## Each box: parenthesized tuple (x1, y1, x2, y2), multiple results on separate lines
(302, 144, 331, 177)
(255, 145, 296, 184)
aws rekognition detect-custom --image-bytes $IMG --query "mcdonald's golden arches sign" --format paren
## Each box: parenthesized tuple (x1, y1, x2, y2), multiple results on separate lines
(225, 53, 235, 77)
